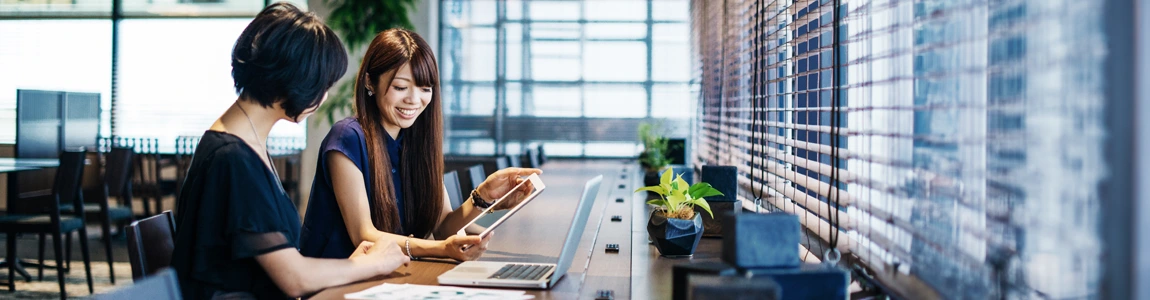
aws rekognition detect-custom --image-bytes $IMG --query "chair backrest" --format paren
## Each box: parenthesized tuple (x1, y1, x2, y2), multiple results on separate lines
(94, 268, 181, 300)
(467, 164, 485, 193)
(495, 156, 510, 170)
(127, 211, 177, 281)
(443, 171, 463, 210)
(54, 150, 87, 215)
(126, 137, 160, 188)
(105, 147, 135, 199)
(507, 154, 521, 168)
(537, 144, 546, 165)
(524, 148, 540, 168)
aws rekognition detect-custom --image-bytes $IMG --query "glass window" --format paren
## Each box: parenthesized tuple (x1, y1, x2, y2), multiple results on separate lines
(584, 85, 646, 118)
(527, 1, 579, 21)
(583, 42, 646, 81)
(444, 84, 495, 116)
(442, 0, 691, 157)
(117, 0, 305, 17)
(586, 23, 646, 40)
(584, 0, 645, 21)
(530, 86, 581, 117)
(117, 18, 305, 146)
(652, 0, 689, 21)
(0, 0, 111, 16)
(652, 84, 692, 118)
(0, 19, 113, 143)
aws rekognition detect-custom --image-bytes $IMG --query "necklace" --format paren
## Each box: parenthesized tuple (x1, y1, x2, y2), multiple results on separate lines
(236, 104, 284, 194)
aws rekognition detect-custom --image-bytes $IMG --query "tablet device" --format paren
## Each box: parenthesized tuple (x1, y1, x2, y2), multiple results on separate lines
(456, 173, 546, 239)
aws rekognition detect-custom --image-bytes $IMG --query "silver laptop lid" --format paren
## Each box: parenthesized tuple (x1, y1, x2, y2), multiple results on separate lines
(549, 175, 603, 286)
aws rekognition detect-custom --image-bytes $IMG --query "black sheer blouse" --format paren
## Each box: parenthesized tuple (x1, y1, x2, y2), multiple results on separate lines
(171, 131, 300, 299)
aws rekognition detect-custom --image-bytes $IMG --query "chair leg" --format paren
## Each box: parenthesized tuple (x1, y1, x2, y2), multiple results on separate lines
(100, 216, 115, 284)
(64, 233, 71, 273)
(141, 194, 152, 217)
(8, 233, 16, 292)
(51, 231, 65, 300)
(37, 233, 44, 281)
(78, 227, 94, 294)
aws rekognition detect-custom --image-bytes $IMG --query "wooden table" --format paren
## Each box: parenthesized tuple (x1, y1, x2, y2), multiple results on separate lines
(312, 160, 639, 300)
(0, 158, 60, 169)
(0, 158, 60, 173)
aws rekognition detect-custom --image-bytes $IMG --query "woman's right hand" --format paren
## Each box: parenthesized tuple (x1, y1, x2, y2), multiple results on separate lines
(350, 240, 410, 275)
(441, 234, 490, 261)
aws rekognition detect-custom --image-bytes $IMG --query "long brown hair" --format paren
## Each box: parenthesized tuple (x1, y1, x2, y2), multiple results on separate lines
(354, 28, 443, 237)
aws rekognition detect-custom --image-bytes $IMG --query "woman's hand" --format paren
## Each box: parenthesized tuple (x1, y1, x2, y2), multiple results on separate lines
(441, 234, 492, 261)
(476, 167, 543, 210)
(349, 240, 410, 275)
(349, 241, 374, 259)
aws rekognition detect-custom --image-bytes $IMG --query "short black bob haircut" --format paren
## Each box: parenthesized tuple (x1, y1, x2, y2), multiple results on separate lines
(231, 2, 348, 120)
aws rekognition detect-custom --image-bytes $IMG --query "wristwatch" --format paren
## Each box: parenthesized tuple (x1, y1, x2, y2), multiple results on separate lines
(471, 189, 493, 208)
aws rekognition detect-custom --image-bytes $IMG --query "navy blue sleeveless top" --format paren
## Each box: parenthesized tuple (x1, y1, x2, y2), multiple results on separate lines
(300, 117, 405, 259)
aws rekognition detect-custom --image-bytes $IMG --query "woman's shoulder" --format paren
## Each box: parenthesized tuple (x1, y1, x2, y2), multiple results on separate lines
(323, 117, 367, 150)
(329, 116, 365, 136)
(195, 131, 261, 169)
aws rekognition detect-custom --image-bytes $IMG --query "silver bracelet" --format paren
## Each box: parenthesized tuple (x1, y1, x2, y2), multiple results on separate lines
(405, 237, 417, 261)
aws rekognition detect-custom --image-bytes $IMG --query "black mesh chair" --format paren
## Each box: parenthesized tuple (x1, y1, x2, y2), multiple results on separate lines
(0, 150, 94, 298)
(466, 164, 486, 193)
(444, 171, 464, 210)
(126, 211, 176, 281)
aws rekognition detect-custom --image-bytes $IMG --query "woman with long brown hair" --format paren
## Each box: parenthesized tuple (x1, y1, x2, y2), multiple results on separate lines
(301, 28, 541, 261)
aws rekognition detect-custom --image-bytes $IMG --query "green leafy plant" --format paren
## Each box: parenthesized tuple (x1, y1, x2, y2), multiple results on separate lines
(638, 122, 672, 172)
(314, 0, 419, 125)
(636, 171, 723, 220)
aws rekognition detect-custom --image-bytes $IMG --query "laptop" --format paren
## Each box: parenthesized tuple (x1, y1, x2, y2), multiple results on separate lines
(437, 175, 603, 289)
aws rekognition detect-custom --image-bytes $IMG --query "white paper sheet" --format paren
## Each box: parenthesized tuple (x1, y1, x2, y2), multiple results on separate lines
(344, 283, 535, 300)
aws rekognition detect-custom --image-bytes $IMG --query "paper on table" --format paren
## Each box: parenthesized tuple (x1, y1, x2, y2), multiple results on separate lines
(344, 283, 535, 300)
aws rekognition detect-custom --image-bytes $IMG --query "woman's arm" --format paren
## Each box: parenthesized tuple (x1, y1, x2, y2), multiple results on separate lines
(432, 167, 544, 239)
(254, 241, 408, 298)
(432, 187, 484, 239)
(328, 152, 480, 259)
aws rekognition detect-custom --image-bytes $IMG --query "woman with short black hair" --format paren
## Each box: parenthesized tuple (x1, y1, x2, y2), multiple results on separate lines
(171, 3, 408, 299)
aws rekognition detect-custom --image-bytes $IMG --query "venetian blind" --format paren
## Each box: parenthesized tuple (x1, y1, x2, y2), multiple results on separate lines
(691, 0, 1105, 298)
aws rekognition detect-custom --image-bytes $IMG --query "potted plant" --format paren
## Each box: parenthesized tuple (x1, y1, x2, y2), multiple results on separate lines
(638, 122, 672, 187)
(636, 171, 723, 257)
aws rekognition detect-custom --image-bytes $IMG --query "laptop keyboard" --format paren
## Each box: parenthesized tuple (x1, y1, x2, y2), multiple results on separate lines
(489, 264, 554, 281)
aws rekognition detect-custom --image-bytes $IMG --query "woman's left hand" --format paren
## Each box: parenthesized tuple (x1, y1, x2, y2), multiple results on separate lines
(476, 167, 543, 210)
(348, 241, 374, 259)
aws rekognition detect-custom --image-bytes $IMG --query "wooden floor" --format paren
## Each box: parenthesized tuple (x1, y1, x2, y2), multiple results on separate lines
(0, 231, 134, 299)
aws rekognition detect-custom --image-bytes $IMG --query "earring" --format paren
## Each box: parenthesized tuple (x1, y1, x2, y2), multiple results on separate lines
(367, 89, 374, 96)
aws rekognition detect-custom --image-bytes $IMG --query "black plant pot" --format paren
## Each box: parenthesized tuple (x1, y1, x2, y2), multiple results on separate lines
(647, 211, 704, 257)
(644, 171, 661, 187)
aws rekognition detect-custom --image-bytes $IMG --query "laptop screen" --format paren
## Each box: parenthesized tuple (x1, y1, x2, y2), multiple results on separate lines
(550, 175, 603, 286)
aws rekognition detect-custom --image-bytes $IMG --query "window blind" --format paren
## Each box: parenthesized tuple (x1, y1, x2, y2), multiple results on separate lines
(691, 0, 1105, 298)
